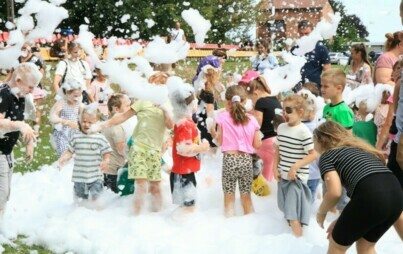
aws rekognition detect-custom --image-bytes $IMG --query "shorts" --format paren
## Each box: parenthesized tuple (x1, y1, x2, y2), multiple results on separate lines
(128, 144, 161, 181)
(332, 173, 403, 246)
(74, 179, 103, 200)
(170, 172, 197, 207)
(222, 153, 253, 194)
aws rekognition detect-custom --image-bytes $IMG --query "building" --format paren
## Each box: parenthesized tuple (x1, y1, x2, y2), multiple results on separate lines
(256, 0, 334, 48)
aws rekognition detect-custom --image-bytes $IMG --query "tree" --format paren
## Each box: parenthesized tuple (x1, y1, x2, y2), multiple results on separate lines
(327, 0, 369, 51)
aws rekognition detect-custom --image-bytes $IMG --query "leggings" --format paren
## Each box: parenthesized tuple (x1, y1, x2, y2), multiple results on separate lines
(222, 153, 253, 194)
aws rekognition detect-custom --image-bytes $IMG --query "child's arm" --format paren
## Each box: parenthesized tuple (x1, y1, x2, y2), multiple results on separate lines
(252, 130, 262, 149)
(288, 149, 317, 180)
(177, 140, 210, 157)
(316, 170, 342, 228)
(273, 144, 280, 182)
(162, 107, 174, 129)
(58, 150, 73, 168)
(100, 153, 111, 172)
(49, 101, 78, 129)
(0, 117, 36, 143)
(376, 104, 394, 151)
(214, 125, 223, 146)
(89, 108, 136, 133)
(25, 140, 34, 164)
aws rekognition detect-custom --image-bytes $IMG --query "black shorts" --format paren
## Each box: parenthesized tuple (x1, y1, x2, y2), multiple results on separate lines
(387, 141, 403, 190)
(332, 173, 403, 246)
(170, 172, 197, 207)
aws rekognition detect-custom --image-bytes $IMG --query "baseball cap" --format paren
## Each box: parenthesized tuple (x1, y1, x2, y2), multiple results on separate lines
(239, 70, 259, 84)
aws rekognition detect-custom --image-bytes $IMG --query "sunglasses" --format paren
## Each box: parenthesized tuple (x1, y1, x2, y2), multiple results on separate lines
(283, 106, 294, 114)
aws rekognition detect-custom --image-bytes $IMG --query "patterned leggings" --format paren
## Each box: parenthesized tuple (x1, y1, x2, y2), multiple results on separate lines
(222, 153, 253, 194)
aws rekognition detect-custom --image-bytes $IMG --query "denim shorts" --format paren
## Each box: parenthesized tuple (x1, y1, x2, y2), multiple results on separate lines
(74, 179, 103, 199)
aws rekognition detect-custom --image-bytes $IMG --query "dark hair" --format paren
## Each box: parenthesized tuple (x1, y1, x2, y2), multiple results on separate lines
(212, 49, 227, 59)
(302, 82, 319, 97)
(256, 41, 270, 53)
(272, 114, 285, 131)
(225, 85, 249, 125)
(107, 93, 125, 113)
(247, 76, 271, 95)
(351, 43, 371, 66)
(298, 20, 313, 30)
(385, 31, 403, 51)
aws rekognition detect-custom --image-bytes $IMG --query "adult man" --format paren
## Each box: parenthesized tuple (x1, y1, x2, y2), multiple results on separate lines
(0, 62, 41, 220)
(291, 20, 331, 91)
(170, 22, 186, 43)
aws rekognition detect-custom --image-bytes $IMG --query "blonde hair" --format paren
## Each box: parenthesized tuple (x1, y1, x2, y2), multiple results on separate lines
(204, 68, 219, 94)
(321, 69, 347, 90)
(12, 62, 43, 86)
(313, 121, 385, 164)
(225, 85, 249, 125)
(247, 76, 271, 95)
(283, 94, 308, 116)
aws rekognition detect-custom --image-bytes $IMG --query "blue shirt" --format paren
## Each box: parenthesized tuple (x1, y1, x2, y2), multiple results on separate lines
(292, 41, 330, 87)
(252, 53, 279, 74)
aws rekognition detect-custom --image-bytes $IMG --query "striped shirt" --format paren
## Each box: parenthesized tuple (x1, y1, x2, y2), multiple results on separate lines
(68, 133, 112, 183)
(319, 147, 391, 197)
(275, 123, 314, 183)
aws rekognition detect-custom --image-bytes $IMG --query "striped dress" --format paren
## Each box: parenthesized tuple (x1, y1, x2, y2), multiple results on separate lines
(68, 133, 112, 183)
(52, 101, 81, 157)
(275, 123, 314, 184)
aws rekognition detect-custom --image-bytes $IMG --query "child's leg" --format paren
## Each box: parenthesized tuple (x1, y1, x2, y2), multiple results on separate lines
(393, 212, 403, 241)
(149, 181, 162, 212)
(133, 179, 147, 215)
(256, 137, 275, 181)
(289, 220, 303, 237)
(238, 154, 254, 215)
(224, 193, 236, 217)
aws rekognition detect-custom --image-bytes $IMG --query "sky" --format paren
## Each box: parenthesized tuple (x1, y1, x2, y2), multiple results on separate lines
(341, 0, 402, 42)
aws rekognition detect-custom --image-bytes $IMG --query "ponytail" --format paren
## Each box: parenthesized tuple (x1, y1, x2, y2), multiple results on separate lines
(225, 85, 249, 125)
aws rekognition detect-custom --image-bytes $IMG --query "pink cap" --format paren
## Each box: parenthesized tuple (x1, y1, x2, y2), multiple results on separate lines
(239, 70, 259, 84)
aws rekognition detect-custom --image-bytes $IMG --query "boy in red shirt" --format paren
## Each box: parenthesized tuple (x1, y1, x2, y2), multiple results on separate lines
(169, 79, 210, 213)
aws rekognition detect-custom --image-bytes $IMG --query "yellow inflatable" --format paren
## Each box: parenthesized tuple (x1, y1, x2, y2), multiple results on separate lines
(252, 174, 270, 196)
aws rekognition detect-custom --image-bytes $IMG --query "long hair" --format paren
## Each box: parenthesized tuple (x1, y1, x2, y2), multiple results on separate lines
(247, 76, 271, 95)
(225, 85, 249, 125)
(313, 121, 385, 164)
(204, 68, 219, 94)
(351, 43, 371, 66)
(385, 31, 403, 51)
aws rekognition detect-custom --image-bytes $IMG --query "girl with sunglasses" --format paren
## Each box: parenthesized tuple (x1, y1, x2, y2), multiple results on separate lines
(314, 121, 402, 254)
(273, 94, 317, 237)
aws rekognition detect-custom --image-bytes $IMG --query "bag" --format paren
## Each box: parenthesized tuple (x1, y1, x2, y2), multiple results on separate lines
(116, 164, 135, 196)
(252, 174, 270, 196)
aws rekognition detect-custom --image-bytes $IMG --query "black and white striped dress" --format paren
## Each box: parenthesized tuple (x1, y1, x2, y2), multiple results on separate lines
(319, 147, 392, 197)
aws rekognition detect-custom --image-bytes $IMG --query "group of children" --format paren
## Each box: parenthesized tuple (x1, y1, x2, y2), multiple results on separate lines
(43, 41, 401, 245)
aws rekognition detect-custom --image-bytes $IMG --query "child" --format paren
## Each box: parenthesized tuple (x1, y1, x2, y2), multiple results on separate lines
(298, 89, 322, 202)
(246, 76, 282, 182)
(214, 85, 262, 217)
(89, 66, 113, 119)
(58, 105, 112, 204)
(169, 80, 210, 214)
(352, 101, 377, 146)
(49, 80, 83, 158)
(89, 72, 174, 215)
(273, 94, 317, 237)
(101, 94, 131, 193)
(314, 121, 402, 254)
(320, 69, 354, 212)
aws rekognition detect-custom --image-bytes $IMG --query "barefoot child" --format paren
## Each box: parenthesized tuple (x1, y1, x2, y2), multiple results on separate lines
(274, 94, 317, 237)
(49, 80, 83, 158)
(169, 79, 210, 213)
(58, 105, 112, 204)
(213, 85, 262, 217)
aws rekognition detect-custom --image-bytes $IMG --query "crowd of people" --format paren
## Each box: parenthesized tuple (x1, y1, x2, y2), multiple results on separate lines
(0, 9, 402, 254)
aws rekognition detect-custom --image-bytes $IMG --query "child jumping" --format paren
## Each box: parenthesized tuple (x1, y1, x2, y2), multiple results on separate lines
(274, 94, 317, 237)
(49, 79, 83, 158)
(213, 85, 261, 217)
(58, 105, 112, 204)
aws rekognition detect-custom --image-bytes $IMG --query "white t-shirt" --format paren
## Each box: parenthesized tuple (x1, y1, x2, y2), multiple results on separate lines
(171, 28, 185, 43)
(55, 59, 92, 90)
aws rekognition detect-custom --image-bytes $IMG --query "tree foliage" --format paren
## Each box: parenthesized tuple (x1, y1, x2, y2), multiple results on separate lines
(327, 0, 369, 51)
(1, 0, 256, 44)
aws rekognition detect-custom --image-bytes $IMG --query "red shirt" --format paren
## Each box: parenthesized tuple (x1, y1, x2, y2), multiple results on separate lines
(172, 117, 201, 175)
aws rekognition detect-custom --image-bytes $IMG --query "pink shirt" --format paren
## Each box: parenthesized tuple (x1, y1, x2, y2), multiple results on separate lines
(216, 111, 260, 154)
(374, 52, 399, 84)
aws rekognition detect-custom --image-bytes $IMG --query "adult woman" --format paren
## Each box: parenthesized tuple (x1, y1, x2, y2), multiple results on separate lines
(252, 42, 279, 74)
(53, 41, 93, 104)
(314, 121, 402, 254)
(374, 31, 403, 85)
(347, 44, 372, 89)
(246, 76, 281, 181)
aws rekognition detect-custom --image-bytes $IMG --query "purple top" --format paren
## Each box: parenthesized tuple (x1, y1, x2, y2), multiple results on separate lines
(192, 55, 221, 84)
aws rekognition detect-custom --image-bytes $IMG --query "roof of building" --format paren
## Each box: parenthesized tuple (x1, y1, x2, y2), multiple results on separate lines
(259, 0, 328, 10)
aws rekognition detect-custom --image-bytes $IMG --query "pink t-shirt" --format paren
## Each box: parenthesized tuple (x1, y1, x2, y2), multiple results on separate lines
(374, 52, 399, 84)
(216, 111, 260, 154)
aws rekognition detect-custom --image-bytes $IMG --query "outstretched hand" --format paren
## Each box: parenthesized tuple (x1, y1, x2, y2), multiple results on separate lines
(19, 123, 37, 144)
